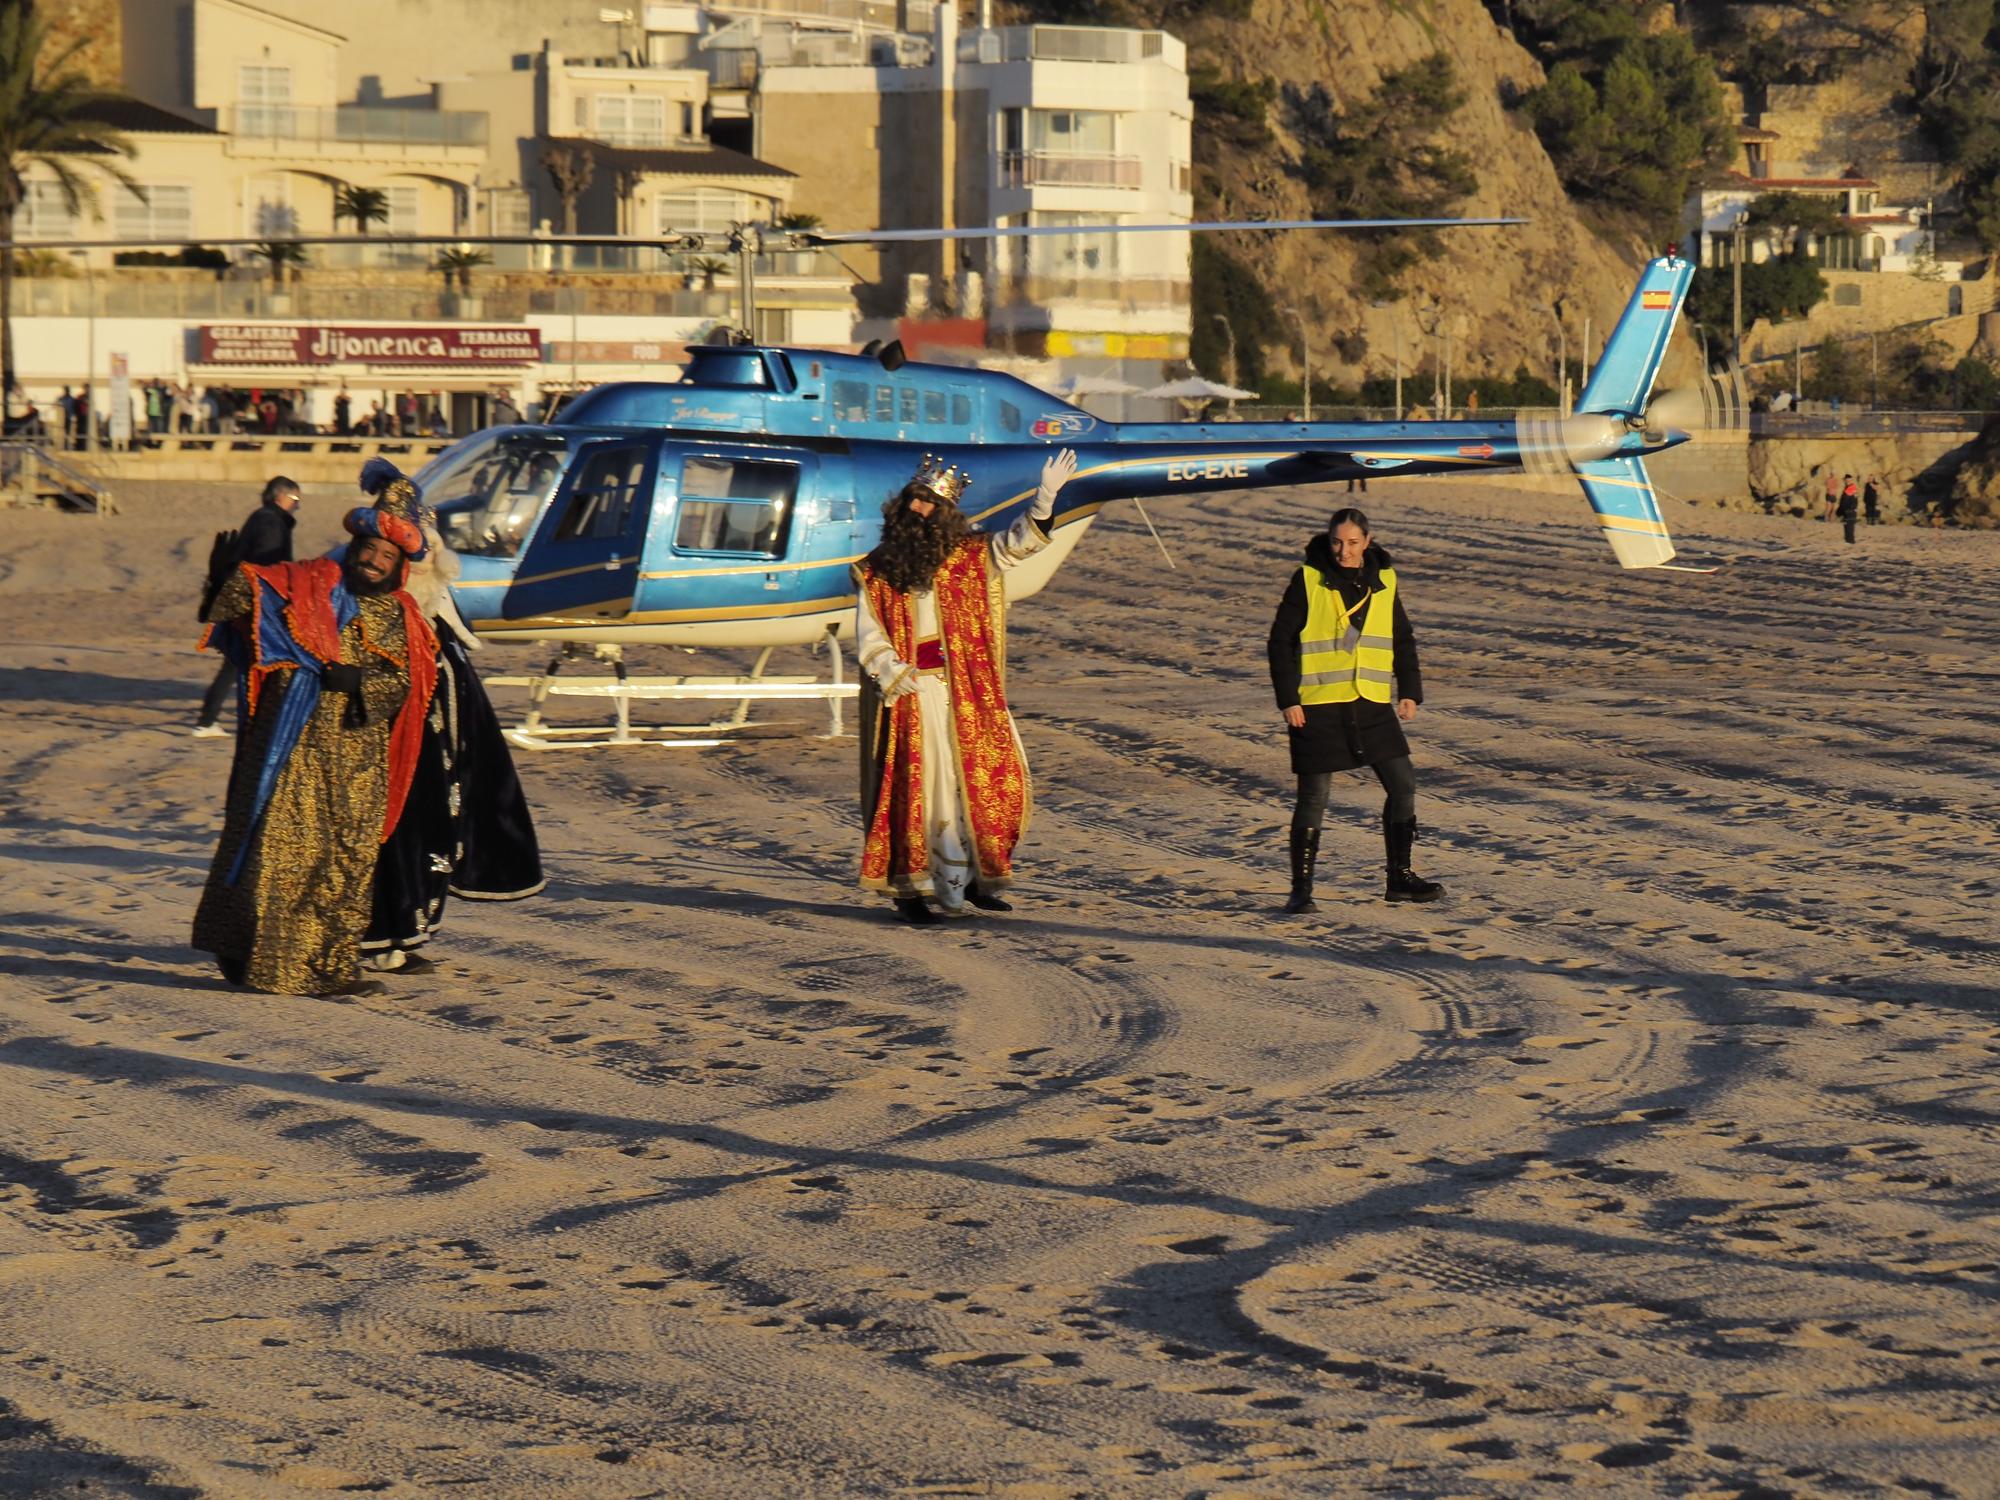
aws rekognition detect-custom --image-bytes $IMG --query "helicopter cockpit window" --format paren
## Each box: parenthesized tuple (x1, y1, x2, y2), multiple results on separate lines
(675, 456, 798, 556)
(553, 444, 650, 542)
(923, 390, 948, 425)
(428, 431, 571, 559)
(999, 400, 1022, 433)
(833, 380, 870, 422)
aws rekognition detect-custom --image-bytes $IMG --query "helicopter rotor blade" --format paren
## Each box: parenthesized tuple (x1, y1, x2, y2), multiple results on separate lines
(801, 216, 1526, 245)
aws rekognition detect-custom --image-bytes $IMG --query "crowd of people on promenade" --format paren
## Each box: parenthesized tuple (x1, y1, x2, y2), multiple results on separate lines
(9, 384, 527, 449)
(191, 452, 1444, 994)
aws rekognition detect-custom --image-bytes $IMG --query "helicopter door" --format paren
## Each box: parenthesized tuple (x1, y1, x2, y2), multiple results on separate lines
(501, 438, 657, 621)
(669, 450, 812, 604)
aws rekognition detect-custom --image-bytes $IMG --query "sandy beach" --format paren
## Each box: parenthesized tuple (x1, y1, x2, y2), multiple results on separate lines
(2, 474, 1997, 1498)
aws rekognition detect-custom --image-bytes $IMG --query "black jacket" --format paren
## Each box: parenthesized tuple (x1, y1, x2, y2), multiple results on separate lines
(237, 502, 296, 566)
(1267, 537, 1422, 711)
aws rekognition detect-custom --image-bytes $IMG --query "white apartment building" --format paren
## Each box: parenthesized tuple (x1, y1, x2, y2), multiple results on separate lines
(1685, 171, 1949, 277)
(739, 4, 1193, 362)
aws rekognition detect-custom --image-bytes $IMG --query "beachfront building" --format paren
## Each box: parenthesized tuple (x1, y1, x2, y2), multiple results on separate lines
(710, 0, 1194, 373)
(1684, 170, 1942, 278)
(1678, 92, 1996, 364)
(110, 0, 489, 250)
(9, 0, 859, 431)
(433, 45, 857, 349)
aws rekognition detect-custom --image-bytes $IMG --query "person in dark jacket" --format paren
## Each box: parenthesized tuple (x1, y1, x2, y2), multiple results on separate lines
(1838, 474, 1860, 545)
(1863, 475, 1882, 526)
(1268, 507, 1441, 912)
(192, 475, 302, 737)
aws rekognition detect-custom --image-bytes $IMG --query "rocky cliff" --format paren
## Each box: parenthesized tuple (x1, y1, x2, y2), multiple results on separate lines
(1129, 0, 1700, 395)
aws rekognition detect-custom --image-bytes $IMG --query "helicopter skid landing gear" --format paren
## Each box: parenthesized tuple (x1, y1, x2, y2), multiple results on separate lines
(487, 632, 858, 751)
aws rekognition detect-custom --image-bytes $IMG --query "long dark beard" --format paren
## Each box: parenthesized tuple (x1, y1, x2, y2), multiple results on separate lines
(867, 500, 973, 592)
(343, 557, 406, 597)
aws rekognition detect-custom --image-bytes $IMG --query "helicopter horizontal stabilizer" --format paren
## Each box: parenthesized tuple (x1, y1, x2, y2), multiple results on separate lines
(1575, 455, 1675, 569)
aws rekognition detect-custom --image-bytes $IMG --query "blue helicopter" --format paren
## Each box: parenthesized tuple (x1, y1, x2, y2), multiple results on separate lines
(420, 251, 1694, 685)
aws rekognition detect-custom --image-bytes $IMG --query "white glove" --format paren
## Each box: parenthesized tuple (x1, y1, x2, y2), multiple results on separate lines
(1032, 448, 1078, 521)
(878, 662, 918, 704)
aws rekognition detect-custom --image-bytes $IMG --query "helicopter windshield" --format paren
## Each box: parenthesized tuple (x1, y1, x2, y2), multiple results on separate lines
(426, 431, 572, 558)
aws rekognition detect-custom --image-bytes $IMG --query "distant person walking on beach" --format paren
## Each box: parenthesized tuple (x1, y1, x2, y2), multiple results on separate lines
(1268, 508, 1440, 913)
(191, 505, 438, 995)
(1863, 475, 1883, 526)
(193, 476, 302, 737)
(1839, 474, 1860, 544)
(853, 450, 1074, 923)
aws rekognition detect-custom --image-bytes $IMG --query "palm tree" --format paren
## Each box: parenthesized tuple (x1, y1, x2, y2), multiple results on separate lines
(433, 244, 490, 294)
(0, 6, 141, 413)
(252, 239, 308, 287)
(772, 211, 822, 231)
(334, 183, 389, 235)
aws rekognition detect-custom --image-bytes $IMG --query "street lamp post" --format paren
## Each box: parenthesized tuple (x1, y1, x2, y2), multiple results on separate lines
(1731, 210, 1747, 366)
(1370, 299, 1404, 418)
(1552, 299, 1568, 417)
(1283, 304, 1311, 420)
(1393, 319, 1403, 419)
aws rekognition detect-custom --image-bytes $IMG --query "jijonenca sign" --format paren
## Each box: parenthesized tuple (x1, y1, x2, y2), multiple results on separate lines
(198, 324, 542, 367)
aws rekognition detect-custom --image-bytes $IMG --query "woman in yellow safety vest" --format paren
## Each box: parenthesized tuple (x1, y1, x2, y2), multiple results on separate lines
(1266, 507, 1441, 912)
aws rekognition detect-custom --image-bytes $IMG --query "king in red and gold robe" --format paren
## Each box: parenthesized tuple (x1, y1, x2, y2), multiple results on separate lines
(855, 510, 1049, 912)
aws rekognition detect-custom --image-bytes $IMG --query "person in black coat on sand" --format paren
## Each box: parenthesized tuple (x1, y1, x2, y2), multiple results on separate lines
(192, 475, 301, 738)
(1267, 507, 1442, 913)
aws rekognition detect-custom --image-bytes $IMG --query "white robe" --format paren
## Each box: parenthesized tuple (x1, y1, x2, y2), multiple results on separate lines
(856, 512, 1048, 911)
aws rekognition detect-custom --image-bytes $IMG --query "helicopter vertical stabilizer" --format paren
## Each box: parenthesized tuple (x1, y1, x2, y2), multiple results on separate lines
(1569, 254, 1695, 568)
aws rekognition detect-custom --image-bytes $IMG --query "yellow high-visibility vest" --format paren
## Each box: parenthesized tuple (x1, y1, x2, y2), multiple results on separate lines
(1298, 565, 1397, 705)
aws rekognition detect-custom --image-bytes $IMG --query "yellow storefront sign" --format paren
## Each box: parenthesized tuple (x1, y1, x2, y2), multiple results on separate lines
(1046, 330, 1189, 360)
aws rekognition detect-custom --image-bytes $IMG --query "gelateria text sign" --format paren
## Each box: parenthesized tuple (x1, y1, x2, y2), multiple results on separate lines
(198, 324, 542, 367)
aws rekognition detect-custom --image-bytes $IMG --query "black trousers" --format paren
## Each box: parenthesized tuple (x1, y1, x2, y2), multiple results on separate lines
(197, 662, 233, 727)
(1842, 518, 1857, 544)
(1294, 756, 1417, 827)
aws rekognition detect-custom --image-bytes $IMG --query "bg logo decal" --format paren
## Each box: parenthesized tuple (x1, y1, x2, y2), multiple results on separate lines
(1031, 413, 1097, 437)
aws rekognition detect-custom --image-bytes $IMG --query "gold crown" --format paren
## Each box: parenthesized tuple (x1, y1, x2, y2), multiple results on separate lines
(912, 453, 969, 504)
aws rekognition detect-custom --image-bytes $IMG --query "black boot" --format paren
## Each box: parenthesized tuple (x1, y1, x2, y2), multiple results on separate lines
(1384, 815, 1442, 903)
(966, 881, 1012, 912)
(895, 897, 941, 925)
(1283, 824, 1321, 914)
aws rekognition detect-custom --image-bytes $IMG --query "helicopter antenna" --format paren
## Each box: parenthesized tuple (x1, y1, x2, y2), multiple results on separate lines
(1129, 498, 1178, 571)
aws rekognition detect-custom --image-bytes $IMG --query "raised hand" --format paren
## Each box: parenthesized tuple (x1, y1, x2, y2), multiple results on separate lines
(1033, 448, 1079, 519)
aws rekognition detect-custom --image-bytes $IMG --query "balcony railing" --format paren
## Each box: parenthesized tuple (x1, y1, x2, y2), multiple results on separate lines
(705, 0, 936, 33)
(990, 274, 1189, 311)
(998, 151, 1142, 189)
(964, 25, 1171, 64)
(223, 105, 488, 151)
